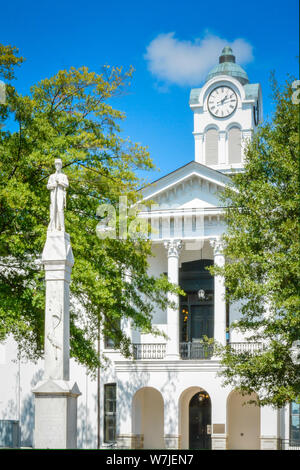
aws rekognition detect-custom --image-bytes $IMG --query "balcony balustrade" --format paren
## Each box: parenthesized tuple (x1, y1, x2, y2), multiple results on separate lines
(229, 342, 263, 353)
(279, 439, 300, 450)
(131, 341, 263, 361)
(133, 343, 166, 360)
(179, 342, 214, 360)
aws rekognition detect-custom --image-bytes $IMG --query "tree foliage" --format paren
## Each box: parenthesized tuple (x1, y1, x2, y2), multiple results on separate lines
(0, 44, 24, 81)
(211, 75, 300, 407)
(0, 44, 180, 373)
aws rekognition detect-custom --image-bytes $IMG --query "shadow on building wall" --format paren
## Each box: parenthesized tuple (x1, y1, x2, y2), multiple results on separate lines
(77, 400, 95, 448)
(20, 368, 43, 447)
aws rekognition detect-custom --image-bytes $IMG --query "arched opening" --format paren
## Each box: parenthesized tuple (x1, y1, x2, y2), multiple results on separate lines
(189, 391, 211, 449)
(228, 126, 241, 163)
(132, 387, 164, 449)
(179, 387, 212, 449)
(227, 390, 260, 449)
(179, 259, 214, 359)
(205, 129, 218, 165)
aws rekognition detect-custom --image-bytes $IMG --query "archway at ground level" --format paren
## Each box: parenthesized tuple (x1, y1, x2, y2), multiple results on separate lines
(179, 387, 212, 450)
(227, 390, 260, 450)
(132, 387, 164, 449)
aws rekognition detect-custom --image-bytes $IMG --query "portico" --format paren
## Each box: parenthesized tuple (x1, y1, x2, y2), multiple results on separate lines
(115, 364, 268, 450)
(162, 236, 226, 361)
(135, 158, 231, 362)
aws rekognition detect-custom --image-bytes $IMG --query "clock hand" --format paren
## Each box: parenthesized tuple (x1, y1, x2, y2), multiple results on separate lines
(222, 98, 235, 104)
(217, 96, 229, 105)
(217, 98, 235, 106)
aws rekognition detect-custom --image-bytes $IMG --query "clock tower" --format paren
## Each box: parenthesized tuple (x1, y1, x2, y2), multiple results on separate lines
(190, 46, 262, 174)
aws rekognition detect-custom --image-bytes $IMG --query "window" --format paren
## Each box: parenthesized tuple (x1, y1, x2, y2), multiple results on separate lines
(226, 287, 230, 344)
(104, 335, 116, 349)
(205, 129, 218, 165)
(104, 317, 121, 349)
(290, 402, 300, 445)
(228, 126, 241, 163)
(104, 384, 116, 443)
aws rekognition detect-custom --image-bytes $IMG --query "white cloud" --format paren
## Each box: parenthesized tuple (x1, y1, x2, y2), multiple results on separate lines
(144, 33, 253, 87)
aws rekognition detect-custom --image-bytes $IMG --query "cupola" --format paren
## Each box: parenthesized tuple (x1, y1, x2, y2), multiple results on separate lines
(206, 46, 249, 85)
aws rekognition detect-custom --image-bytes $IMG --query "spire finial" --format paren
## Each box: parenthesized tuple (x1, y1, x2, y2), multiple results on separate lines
(219, 46, 235, 64)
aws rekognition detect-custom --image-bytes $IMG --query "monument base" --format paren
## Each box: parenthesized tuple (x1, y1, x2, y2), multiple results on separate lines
(33, 379, 81, 449)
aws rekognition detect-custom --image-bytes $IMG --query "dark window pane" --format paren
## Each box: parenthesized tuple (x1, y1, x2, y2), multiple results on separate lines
(104, 415, 116, 442)
(104, 384, 116, 443)
(290, 402, 300, 445)
(104, 336, 116, 349)
(104, 318, 121, 349)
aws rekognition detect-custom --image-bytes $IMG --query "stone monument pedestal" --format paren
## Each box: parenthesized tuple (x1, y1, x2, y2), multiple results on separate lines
(33, 379, 81, 449)
(33, 227, 80, 448)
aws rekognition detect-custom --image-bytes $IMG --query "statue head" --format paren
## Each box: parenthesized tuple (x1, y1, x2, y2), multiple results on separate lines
(54, 158, 62, 172)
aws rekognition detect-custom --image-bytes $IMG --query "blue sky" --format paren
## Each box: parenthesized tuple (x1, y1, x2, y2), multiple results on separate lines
(1, 0, 299, 182)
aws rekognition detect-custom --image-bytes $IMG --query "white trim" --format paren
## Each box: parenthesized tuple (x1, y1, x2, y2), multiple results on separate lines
(193, 75, 246, 108)
(141, 167, 230, 202)
(114, 359, 221, 373)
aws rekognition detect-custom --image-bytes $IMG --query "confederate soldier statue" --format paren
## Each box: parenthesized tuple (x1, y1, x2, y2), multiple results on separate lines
(47, 158, 69, 231)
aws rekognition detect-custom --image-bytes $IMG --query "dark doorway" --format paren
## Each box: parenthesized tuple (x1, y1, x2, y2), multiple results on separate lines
(179, 260, 214, 358)
(181, 303, 214, 342)
(189, 391, 212, 449)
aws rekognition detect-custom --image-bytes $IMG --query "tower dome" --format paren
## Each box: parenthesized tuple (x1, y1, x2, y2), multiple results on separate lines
(206, 46, 249, 85)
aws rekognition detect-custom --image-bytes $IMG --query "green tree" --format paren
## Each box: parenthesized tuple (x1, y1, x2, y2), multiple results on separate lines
(0, 44, 180, 372)
(211, 76, 300, 407)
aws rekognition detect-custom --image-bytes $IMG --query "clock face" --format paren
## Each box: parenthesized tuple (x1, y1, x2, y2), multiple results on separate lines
(208, 86, 237, 118)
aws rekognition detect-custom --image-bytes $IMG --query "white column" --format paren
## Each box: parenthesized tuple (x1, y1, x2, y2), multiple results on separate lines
(164, 399, 181, 449)
(193, 132, 204, 163)
(122, 269, 132, 341)
(164, 239, 182, 360)
(117, 387, 137, 449)
(241, 129, 253, 163)
(260, 406, 279, 450)
(210, 238, 226, 346)
(211, 390, 228, 450)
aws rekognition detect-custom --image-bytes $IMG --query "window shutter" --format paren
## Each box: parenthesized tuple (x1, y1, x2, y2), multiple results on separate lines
(205, 129, 218, 165)
(228, 127, 241, 163)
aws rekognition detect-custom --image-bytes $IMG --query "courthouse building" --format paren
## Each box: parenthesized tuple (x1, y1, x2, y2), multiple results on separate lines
(0, 47, 299, 450)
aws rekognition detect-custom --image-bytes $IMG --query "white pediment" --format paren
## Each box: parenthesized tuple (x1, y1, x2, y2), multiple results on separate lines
(180, 197, 215, 209)
(140, 161, 231, 211)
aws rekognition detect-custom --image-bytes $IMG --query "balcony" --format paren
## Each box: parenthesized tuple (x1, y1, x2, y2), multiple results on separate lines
(133, 343, 166, 360)
(229, 342, 263, 353)
(131, 341, 263, 361)
(180, 342, 214, 360)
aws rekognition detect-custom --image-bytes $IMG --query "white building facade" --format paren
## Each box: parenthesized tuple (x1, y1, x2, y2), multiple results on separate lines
(99, 47, 296, 451)
(0, 47, 299, 450)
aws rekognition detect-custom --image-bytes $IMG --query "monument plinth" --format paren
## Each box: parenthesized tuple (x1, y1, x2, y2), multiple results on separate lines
(33, 159, 80, 449)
